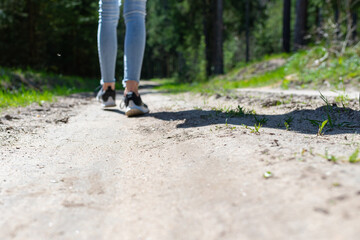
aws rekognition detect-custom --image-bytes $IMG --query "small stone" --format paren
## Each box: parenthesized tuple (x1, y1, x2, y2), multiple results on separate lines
(4, 115, 12, 121)
(314, 207, 329, 215)
(55, 116, 69, 124)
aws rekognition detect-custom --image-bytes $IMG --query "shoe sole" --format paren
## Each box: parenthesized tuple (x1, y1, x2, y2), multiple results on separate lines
(100, 97, 116, 108)
(125, 108, 149, 117)
(102, 103, 116, 108)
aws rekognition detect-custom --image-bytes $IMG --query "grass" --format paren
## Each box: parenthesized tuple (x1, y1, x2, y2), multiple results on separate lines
(284, 116, 294, 131)
(317, 120, 329, 136)
(0, 87, 75, 109)
(1, 89, 54, 109)
(153, 44, 360, 95)
(349, 149, 360, 163)
(319, 148, 360, 164)
(251, 123, 262, 134)
(319, 92, 334, 128)
(0, 66, 97, 110)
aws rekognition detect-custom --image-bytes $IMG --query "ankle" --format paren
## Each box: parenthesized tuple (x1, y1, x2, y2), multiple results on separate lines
(103, 82, 115, 90)
(125, 80, 139, 96)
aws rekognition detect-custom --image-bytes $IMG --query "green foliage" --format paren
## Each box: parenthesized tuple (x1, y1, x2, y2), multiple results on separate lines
(0, 66, 96, 110)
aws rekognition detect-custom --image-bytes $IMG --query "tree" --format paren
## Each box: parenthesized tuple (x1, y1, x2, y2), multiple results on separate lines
(203, 0, 224, 76)
(245, 0, 250, 61)
(333, 0, 341, 39)
(294, 0, 308, 50)
(282, 0, 291, 52)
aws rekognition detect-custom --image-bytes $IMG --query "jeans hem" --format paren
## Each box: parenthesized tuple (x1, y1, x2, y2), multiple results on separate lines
(100, 79, 116, 85)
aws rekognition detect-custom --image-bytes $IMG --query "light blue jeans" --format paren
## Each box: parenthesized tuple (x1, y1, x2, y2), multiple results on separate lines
(97, 0, 146, 87)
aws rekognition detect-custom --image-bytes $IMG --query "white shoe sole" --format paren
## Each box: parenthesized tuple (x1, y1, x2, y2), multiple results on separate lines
(99, 97, 116, 108)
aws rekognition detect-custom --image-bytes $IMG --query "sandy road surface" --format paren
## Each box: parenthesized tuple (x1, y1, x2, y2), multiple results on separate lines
(1, 86, 360, 240)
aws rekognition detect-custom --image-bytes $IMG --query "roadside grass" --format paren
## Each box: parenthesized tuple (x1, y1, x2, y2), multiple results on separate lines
(0, 67, 97, 110)
(153, 45, 360, 94)
(0, 87, 75, 109)
(153, 66, 286, 95)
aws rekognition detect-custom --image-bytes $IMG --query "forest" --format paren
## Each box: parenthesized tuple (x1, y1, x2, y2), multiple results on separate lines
(0, 0, 359, 83)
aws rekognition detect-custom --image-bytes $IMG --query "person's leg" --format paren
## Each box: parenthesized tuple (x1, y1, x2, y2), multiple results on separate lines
(98, 0, 121, 91)
(122, 0, 147, 96)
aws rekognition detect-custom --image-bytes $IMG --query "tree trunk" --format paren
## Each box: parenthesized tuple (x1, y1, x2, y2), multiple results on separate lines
(282, 0, 291, 53)
(294, 0, 308, 50)
(213, 0, 224, 74)
(352, 12, 357, 40)
(334, 0, 340, 39)
(245, 0, 250, 62)
(315, 6, 323, 41)
(26, 0, 36, 65)
(203, 0, 224, 77)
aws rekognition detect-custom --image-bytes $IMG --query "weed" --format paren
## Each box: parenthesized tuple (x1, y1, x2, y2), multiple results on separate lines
(349, 149, 360, 163)
(212, 119, 237, 131)
(324, 149, 338, 163)
(284, 116, 294, 130)
(317, 120, 328, 136)
(285, 116, 294, 125)
(254, 115, 268, 125)
(336, 121, 357, 128)
(225, 118, 228, 127)
(284, 121, 290, 131)
(250, 123, 262, 134)
(308, 119, 322, 127)
(319, 92, 334, 128)
(213, 105, 254, 118)
(334, 92, 350, 108)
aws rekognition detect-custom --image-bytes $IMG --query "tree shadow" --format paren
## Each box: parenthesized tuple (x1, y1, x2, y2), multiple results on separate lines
(148, 106, 360, 135)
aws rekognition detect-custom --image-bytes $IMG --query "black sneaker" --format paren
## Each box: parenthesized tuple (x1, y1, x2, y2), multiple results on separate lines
(122, 92, 149, 117)
(96, 86, 116, 108)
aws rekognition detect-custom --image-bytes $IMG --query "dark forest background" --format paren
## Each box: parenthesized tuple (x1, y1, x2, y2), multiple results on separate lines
(0, 0, 359, 82)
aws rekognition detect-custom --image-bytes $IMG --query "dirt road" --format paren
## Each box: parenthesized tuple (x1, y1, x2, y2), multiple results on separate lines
(1, 85, 360, 240)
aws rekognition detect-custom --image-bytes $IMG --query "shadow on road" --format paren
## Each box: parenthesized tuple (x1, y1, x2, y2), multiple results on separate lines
(148, 106, 360, 135)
